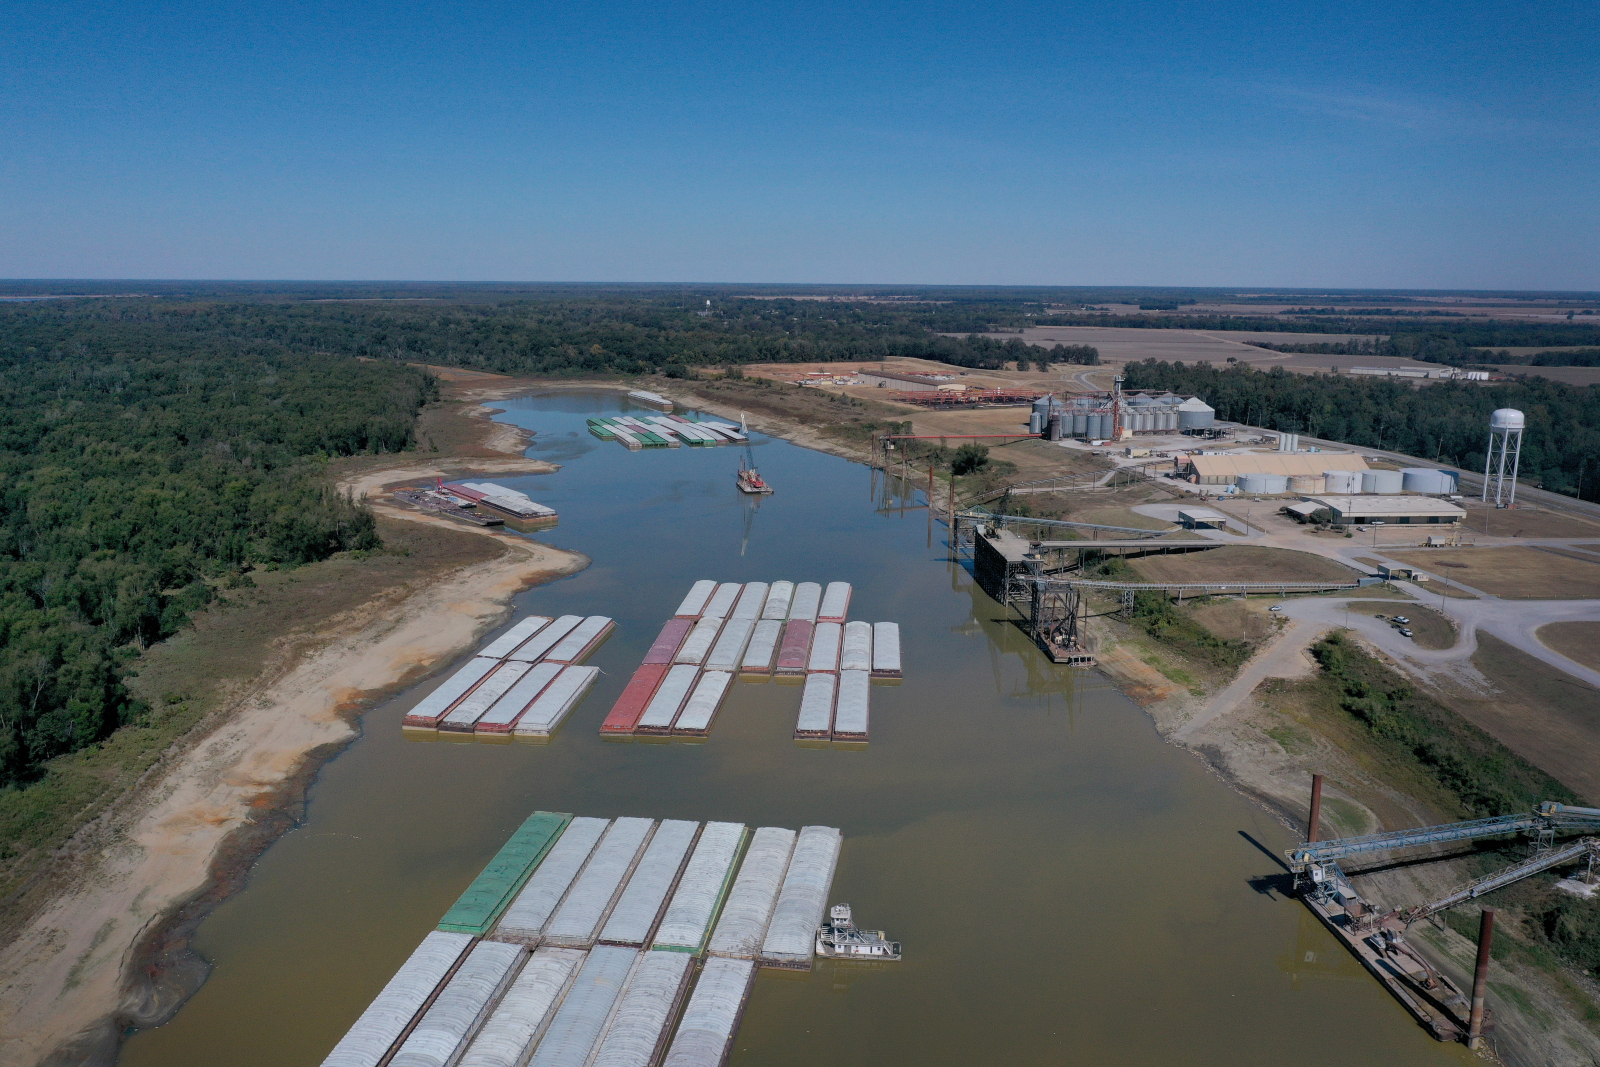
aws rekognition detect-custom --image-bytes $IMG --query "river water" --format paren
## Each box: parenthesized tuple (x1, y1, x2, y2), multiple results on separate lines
(119, 391, 1470, 1067)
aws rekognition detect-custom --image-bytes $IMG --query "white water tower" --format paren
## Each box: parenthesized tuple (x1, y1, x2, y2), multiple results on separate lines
(1483, 408, 1525, 508)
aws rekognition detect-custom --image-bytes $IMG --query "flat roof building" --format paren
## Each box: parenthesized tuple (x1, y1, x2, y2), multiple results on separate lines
(1296, 495, 1465, 525)
(1182, 453, 1368, 485)
(1177, 508, 1228, 529)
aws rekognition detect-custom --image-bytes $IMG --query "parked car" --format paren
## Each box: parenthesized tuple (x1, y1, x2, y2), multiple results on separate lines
(1394, 616, 1410, 624)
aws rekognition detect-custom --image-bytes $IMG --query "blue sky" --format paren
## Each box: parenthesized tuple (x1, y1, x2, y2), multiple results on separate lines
(3, 0, 1596, 287)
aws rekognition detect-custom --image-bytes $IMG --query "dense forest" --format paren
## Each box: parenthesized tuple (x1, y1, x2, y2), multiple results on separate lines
(0, 307, 434, 789)
(1123, 359, 1600, 502)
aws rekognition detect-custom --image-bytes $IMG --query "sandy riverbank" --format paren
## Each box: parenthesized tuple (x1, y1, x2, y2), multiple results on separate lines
(0, 397, 586, 1066)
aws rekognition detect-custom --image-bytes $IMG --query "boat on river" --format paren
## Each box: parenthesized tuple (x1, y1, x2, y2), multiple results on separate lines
(816, 904, 900, 961)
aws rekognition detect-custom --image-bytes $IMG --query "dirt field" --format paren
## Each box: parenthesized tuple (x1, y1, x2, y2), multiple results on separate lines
(1128, 545, 1361, 585)
(1386, 546, 1600, 599)
(1444, 634, 1600, 804)
(1458, 504, 1600, 539)
(1538, 622, 1600, 673)
(1485, 365, 1600, 387)
(1185, 598, 1280, 643)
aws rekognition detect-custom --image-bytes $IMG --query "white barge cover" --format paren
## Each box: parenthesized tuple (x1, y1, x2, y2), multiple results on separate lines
(806, 622, 842, 673)
(544, 616, 615, 664)
(508, 615, 584, 663)
(653, 821, 747, 953)
(440, 661, 533, 731)
(818, 582, 852, 623)
(673, 672, 732, 735)
(389, 939, 526, 1067)
(458, 947, 586, 1067)
(404, 657, 498, 727)
(610, 425, 642, 450)
(759, 826, 842, 968)
(760, 581, 794, 620)
(794, 674, 835, 739)
(871, 622, 901, 677)
(635, 664, 700, 732)
(477, 662, 563, 733)
(673, 616, 725, 665)
(320, 930, 474, 1067)
(703, 618, 754, 672)
(543, 818, 654, 947)
(833, 671, 870, 740)
(599, 820, 700, 946)
(674, 580, 718, 618)
(527, 946, 640, 1067)
(660, 957, 756, 1067)
(740, 620, 782, 675)
(513, 666, 600, 739)
(729, 582, 768, 621)
(707, 827, 797, 959)
(494, 818, 610, 945)
(479, 616, 552, 660)
(700, 582, 742, 619)
(588, 951, 694, 1067)
(787, 582, 821, 622)
(839, 621, 873, 672)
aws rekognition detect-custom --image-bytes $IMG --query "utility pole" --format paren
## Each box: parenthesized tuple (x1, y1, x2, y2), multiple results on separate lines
(1467, 909, 1495, 1050)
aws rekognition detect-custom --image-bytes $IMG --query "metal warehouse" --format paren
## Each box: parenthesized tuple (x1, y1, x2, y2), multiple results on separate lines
(1295, 495, 1466, 525)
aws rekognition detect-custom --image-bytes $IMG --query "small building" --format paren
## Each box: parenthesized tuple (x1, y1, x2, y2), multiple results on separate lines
(1299, 495, 1465, 526)
(1177, 508, 1228, 530)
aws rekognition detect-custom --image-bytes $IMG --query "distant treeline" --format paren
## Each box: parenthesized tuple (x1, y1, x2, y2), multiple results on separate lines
(1122, 359, 1600, 504)
(0, 306, 435, 789)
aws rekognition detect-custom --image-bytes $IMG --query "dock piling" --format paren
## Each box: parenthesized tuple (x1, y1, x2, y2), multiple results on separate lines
(1468, 908, 1495, 1049)
(1307, 774, 1324, 843)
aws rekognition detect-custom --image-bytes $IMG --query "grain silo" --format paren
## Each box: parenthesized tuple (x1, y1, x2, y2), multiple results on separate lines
(1239, 473, 1289, 494)
(1323, 470, 1361, 494)
(1177, 398, 1215, 430)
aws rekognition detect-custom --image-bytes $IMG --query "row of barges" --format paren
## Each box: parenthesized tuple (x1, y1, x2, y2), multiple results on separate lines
(587, 415, 747, 451)
(321, 811, 841, 1067)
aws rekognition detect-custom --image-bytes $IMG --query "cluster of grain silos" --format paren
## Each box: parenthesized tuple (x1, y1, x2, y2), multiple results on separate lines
(1031, 392, 1210, 440)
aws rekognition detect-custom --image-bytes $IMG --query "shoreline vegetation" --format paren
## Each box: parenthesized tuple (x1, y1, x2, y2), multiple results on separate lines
(4, 290, 1600, 1065)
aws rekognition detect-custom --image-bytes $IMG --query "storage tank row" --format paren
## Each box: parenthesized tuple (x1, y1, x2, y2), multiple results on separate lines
(1030, 392, 1212, 440)
(1234, 467, 1458, 496)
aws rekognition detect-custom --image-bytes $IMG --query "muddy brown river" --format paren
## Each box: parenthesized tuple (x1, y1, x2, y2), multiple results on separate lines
(119, 392, 1471, 1067)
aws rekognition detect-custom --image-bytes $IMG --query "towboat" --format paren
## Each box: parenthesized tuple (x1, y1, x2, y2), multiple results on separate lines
(816, 904, 900, 961)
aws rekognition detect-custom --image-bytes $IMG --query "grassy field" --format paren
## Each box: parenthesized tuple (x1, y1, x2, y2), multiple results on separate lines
(1129, 545, 1359, 585)
(1459, 506, 1600, 539)
(0, 514, 505, 932)
(1441, 633, 1600, 804)
(1340, 599, 1456, 650)
(1387, 546, 1600, 599)
(1538, 622, 1600, 673)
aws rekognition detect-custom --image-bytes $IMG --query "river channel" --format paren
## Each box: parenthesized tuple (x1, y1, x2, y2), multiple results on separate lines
(119, 391, 1470, 1067)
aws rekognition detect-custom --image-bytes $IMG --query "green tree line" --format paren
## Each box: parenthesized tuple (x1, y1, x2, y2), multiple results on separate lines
(1123, 359, 1600, 502)
(1, 306, 435, 789)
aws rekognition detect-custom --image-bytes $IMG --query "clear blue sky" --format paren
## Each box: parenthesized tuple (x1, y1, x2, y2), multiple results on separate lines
(3, 0, 1596, 288)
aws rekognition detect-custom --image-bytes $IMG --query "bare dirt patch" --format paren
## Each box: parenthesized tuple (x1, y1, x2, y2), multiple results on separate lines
(1129, 545, 1360, 585)
(1387, 546, 1600, 599)
(1537, 622, 1600, 674)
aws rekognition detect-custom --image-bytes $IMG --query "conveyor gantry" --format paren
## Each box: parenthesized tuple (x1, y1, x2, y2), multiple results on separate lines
(1401, 837, 1600, 926)
(1286, 802, 1600, 874)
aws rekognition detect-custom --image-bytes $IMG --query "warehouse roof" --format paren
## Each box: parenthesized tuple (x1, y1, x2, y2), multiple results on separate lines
(1185, 453, 1369, 478)
(1303, 496, 1466, 519)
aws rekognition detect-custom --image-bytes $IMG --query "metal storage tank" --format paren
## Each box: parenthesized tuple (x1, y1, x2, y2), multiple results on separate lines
(1031, 396, 1054, 420)
(1029, 411, 1042, 435)
(1401, 468, 1458, 494)
(1289, 475, 1323, 494)
(1047, 414, 1062, 441)
(1161, 411, 1178, 430)
(1086, 414, 1106, 440)
(1362, 470, 1404, 494)
(1238, 473, 1289, 494)
(1177, 398, 1215, 429)
(1322, 470, 1360, 494)
(1490, 408, 1525, 431)
(1072, 413, 1088, 436)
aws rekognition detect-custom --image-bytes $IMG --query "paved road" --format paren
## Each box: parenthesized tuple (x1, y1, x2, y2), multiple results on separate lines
(1174, 619, 1324, 741)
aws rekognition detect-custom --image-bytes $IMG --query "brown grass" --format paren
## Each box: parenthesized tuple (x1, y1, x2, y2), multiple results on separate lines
(1538, 622, 1600, 673)
(1129, 545, 1360, 585)
(1386, 546, 1600, 599)
(1458, 505, 1600, 539)
(1442, 634, 1600, 804)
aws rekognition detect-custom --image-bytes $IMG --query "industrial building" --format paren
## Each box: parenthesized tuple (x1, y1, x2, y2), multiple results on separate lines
(1032, 390, 1214, 440)
(1282, 495, 1466, 525)
(1181, 453, 1369, 487)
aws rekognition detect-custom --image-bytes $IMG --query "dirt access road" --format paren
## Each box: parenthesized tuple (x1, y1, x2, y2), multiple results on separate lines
(0, 382, 587, 1067)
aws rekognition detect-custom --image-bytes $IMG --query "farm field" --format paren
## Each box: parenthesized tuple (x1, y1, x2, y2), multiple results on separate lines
(1457, 505, 1600, 539)
(1386, 546, 1600, 599)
